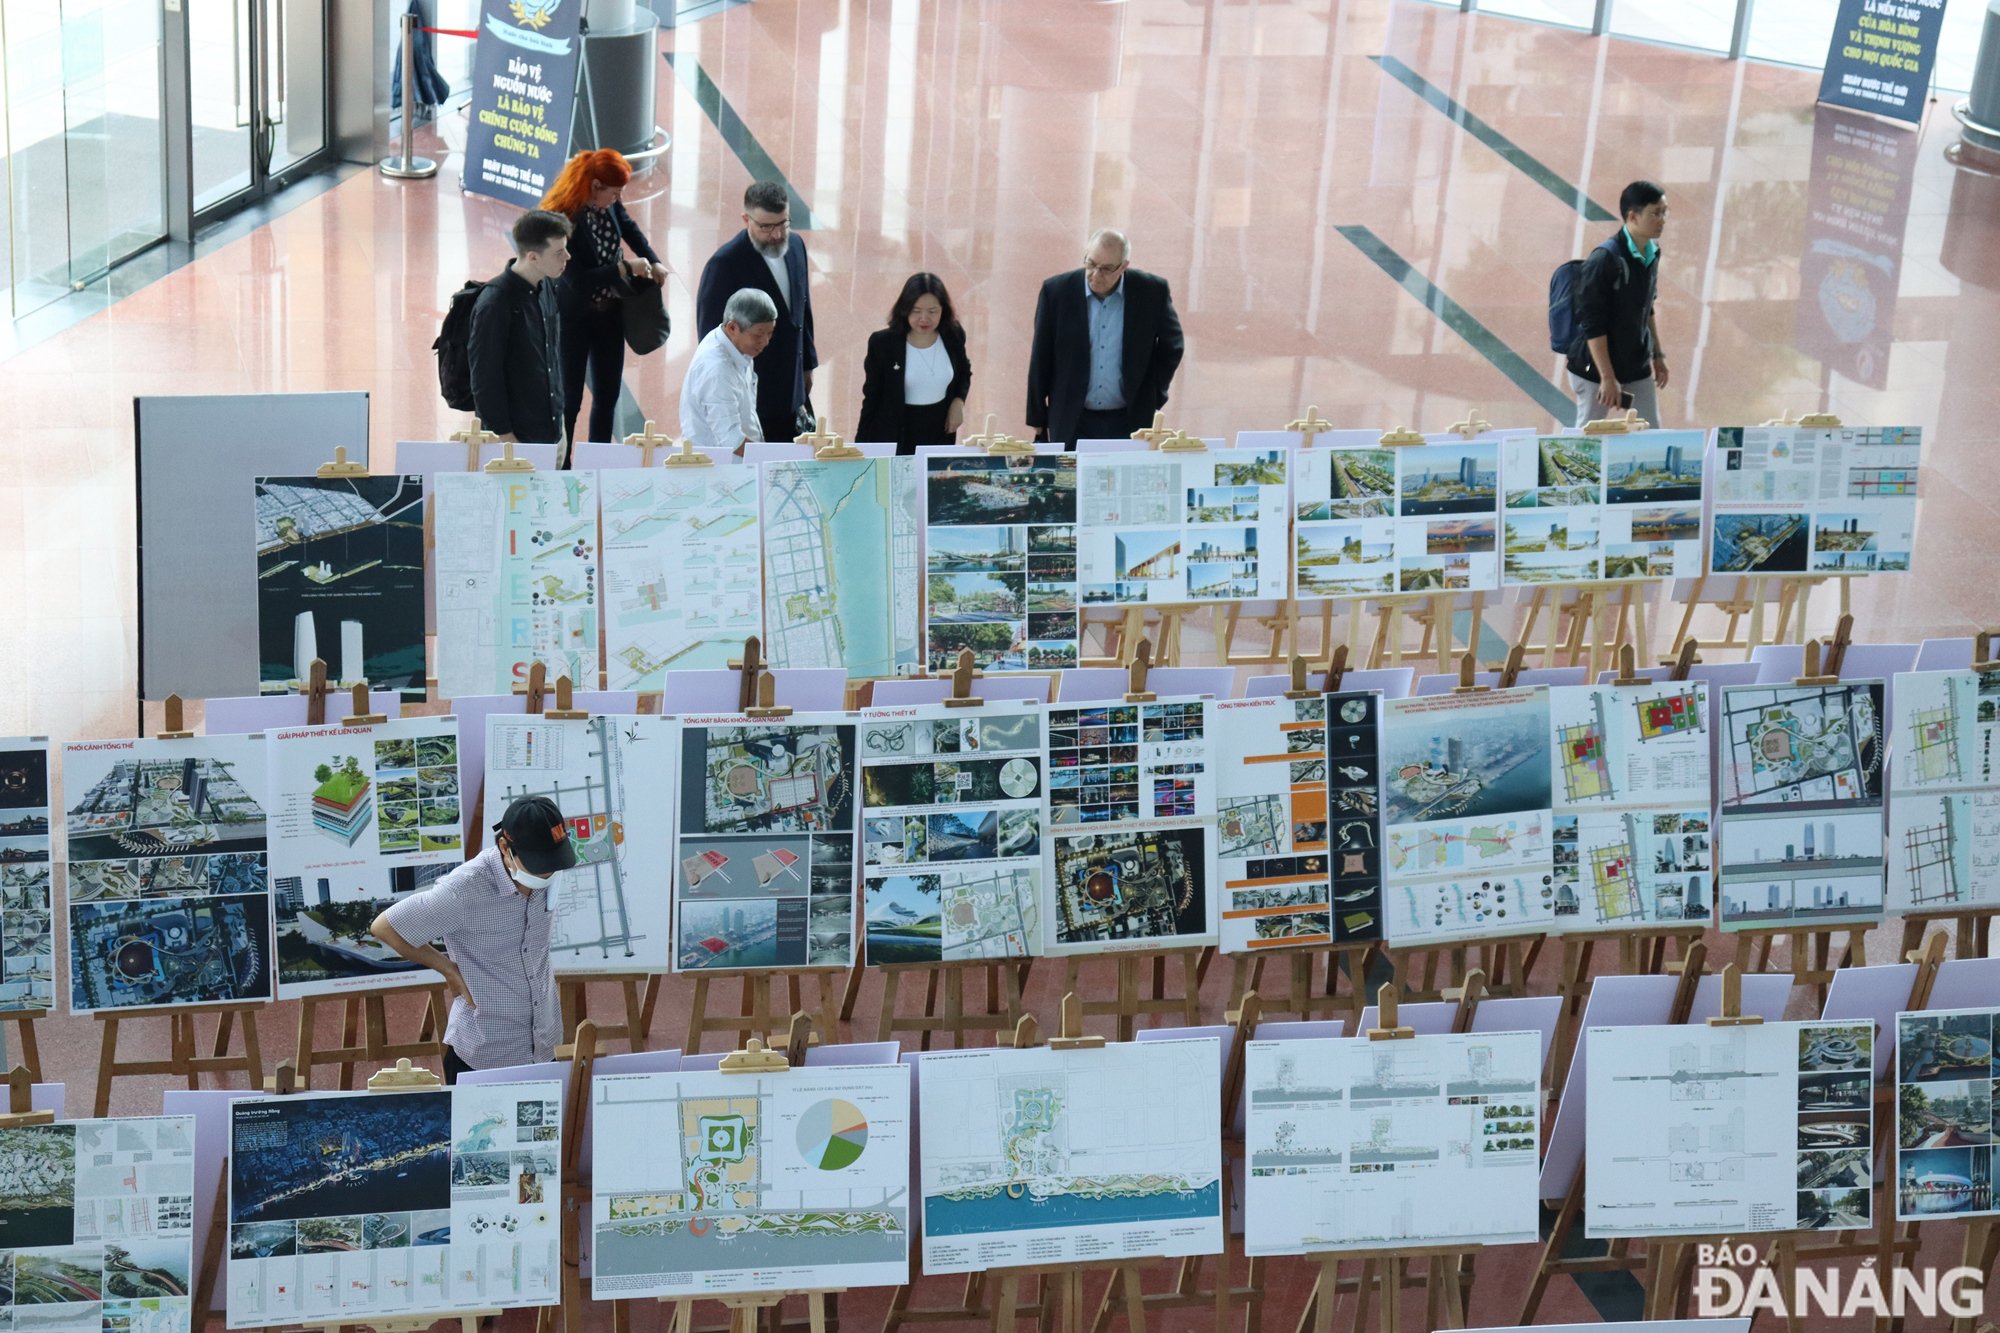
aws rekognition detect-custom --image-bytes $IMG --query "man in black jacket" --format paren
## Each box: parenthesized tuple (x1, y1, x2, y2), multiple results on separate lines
(1566, 180, 1670, 428)
(695, 181, 816, 444)
(1026, 229, 1185, 449)
(470, 209, 572, 450)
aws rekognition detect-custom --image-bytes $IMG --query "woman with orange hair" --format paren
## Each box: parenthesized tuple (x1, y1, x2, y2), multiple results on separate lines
(539, 149, 665, 446)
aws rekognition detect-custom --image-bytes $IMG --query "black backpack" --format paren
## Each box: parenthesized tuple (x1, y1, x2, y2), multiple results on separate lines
(1546, 236, 1622, 355)
(434, 280, 485, 412)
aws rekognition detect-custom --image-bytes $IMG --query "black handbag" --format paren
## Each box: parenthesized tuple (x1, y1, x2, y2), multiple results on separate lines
(618, 271, 671, 355)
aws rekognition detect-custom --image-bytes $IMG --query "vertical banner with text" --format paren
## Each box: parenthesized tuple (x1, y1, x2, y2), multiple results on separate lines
(463, 0, 582, 205)
(1817, 0, 1945, 126)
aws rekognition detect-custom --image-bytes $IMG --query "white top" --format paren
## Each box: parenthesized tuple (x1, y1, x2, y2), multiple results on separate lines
(763, 246, 792, 309)
(680, 325, 764, 450)
(904, 338, 953, 406)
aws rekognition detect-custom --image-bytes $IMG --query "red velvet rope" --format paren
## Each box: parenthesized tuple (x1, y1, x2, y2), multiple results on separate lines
(420, 26, 479, 37)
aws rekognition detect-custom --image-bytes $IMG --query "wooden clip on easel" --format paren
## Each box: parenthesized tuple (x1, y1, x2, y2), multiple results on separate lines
(483, 439, 536, 473)
(341, 681, 387, 725)
(544, 674, 589, 721)
(0, 1066, 51, 1128)
(941, 648, 982, 709)
(1130, 411, 1176, 448)
(622, 419, 676, 467)
(450, 419, 501, 471)
(662, 436, 714, 467)
(1124, 636, 1157, 703)
(744, 672, 792, 718)
(314, 446, 368, 478)
(1496, 641, 1526, 688)
(1583, 408, 1650, 434)
(303, 658, 329, 723)
(1451, 650, 1488, 695)
(1282, 653, 1315, 700)
(1323, 642, 1349, 692)
(1286, 405, 1334, 448)
(1445, 408, 1493, 438)
(512, 660, 550, 705)
(796, 416, 863, 460)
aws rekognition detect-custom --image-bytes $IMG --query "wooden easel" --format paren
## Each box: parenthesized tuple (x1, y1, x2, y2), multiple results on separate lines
(797, 417, 864, 460)
(1, 1013, 42, 1085)
(1896, 629, 2000, 963)
(485, 439, 537, 473)
(92, 694, 267, 1116)
(190, 1059, 299, 1332)
(450, 419, 502, 472)
(0, 1064, 50, 1127)
(622, 419, 676, 468)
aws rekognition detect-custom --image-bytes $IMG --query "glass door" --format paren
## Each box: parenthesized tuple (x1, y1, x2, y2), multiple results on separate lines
(190, 0, 328, 222)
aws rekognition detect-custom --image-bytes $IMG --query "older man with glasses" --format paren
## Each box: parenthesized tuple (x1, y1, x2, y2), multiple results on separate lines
(696, 180, 818, 444)
(1026, 228, 1185, 450)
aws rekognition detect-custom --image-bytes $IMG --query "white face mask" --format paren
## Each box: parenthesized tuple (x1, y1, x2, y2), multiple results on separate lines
(501, 845, 555, 891)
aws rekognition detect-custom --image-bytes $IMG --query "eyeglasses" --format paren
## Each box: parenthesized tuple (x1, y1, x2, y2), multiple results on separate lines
(1083, 259, 1126, 276)
(749, 215, 790, 233)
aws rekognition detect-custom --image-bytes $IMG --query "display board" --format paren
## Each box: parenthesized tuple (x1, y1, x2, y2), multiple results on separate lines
(1716, 681, 1886, 931)
(63, 735, 273, 1013)
(916, 1037, 1223, 1274)
(1893, 1005, 1997, 1220)
(1215, 695, 1338, 952)
(1708, 425, 1920, 575)
(600, 467, 762, 685)
(589, 1063, 911, 1297)
(1499, 431, 1706, 584)
(435, 472, 601, 701)
(254, 475, 426, 699)
(0, 1114, 197, 1329)
(224, 1081, 562, 1326)
(0, 738, 54, 1012)
(1817, 0, 1945, 126)
(1379, 687, 1555, 946)
(859, 701, 1044, 964)
(461, 0, 581, 205)
(1887, 669, 2000, 914)
(1075, 450, 1289, 605)
(1292, 439, 1500, 597)
(486, 713, 679, 974)
(1242, 1031, 1542, 1253)
(1585, 1019, 1876, 1237)
(923, 453, 1079, 671)
(1040, 695, 1220, 955)
(1549, 682, 1715, 931)
(266, 717, 463, 999)
(760, 458, 921, 678)
(1325, 691, 1386, 943)
(671, 714, 859, 972)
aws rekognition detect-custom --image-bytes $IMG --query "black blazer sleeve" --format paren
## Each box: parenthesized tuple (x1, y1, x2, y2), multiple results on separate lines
(695, 237, 737, 341)
(467, 287, 514, 437)
(796, 239, 818, 375)
(1151, 275, 1185, 407)
(613, 201, 660, 265)
(945, 324, 972, 403)
(1025, 277, 1058, 430)
(855, 329, 898, 443)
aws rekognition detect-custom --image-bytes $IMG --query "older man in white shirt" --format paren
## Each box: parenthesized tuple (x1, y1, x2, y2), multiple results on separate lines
(680, 288, 779, 452)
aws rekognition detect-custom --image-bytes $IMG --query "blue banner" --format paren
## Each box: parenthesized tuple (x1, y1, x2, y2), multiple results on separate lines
(1817, 0, 1946, 126)
(462, 0, 582, 205)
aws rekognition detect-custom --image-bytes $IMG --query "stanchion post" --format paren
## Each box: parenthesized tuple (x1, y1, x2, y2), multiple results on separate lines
(381, 11, 440, 180)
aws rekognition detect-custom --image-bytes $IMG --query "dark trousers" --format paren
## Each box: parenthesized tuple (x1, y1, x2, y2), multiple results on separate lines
(892, 400, 955, 456)
(1072, 406, 1131, 450)
(561, 300, 628, 447)
(443, 1045, 472, 1085)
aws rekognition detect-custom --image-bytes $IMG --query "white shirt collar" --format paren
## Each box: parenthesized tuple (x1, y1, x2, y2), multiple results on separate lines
(708, 324, 754, 370)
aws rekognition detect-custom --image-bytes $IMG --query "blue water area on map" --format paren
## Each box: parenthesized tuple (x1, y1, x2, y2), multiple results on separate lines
(800, 463, 907, 676)
(924, 1180, 1221, 1236)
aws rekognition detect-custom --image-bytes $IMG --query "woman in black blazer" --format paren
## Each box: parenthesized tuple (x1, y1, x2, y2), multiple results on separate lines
(856, 273, 972, 454)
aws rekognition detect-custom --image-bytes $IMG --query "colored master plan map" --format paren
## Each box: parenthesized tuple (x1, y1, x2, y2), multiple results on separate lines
(761, 459, 920, 677)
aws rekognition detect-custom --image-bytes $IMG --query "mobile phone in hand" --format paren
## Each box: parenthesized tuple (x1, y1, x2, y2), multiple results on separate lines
(1620, 391, 1634, 410)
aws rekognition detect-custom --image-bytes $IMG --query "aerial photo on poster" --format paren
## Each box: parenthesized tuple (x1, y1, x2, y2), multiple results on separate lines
(925, 453, 1079, 671)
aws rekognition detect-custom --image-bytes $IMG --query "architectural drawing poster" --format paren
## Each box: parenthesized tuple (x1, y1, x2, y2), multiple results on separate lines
(924, 453, 1079, 671)
(1379, 688, 1555, 946)
(589, 1063, 911, 1297)
(1708, 424, 1920, 575)
(672, 715, 859, 972)
(1040, 696, 1220, 955)
(600, 467, 762, 686)
(760, 458, 920, 678)
(486, 714, 679, 974)
(1585, 1019, 1875, 1237)
(1498, 431, 1706, 584)
(917, 1038, 1223, 1274)
(1075, 450, 1288, 605)
(265, 718, 464, 999)
(434, 472, 600, 701)
(1215, 695, 1337, 953)
(1243, 1031, 1542, 1253)
(1324, 691, 1386, 943)
(0, 737, 54, 1012)
(225, 1081, 561, 1327)
(1548, 682, 1715, 932)
(1292, 440, 1500, 598)
(1886, 669, 2000, 914)
(0, 1114, 197, 1333)
(1716, 682, 1886, 931)
(64, 735, 273, 1014)
(1894, 1006, 1997, 1220)
(255, 475, 427, 699)
(859, 702, 1044, 964)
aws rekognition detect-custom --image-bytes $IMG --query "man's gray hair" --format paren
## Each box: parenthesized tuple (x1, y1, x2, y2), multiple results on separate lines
(724, 287, 778, 329)
(1087, 228, 1130, 262)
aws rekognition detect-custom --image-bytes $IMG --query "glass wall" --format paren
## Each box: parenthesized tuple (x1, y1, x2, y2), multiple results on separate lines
(1610, 0, 1737, 54)
(1479, 0, 1599, 28)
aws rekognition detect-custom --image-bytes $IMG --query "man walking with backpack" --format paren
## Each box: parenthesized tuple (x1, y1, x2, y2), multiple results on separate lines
(1554, 181, 1670, 429)
(466, 209, 572, 452)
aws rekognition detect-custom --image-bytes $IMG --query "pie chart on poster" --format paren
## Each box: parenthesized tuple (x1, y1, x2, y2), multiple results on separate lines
(796, 1099, 869, 1169)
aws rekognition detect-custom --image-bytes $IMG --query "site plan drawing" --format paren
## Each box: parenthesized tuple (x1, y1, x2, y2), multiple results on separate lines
(1548, 682, 1715, 932)
(1378, 687, 1555, 947)
(1886, 669, 2000, 913)
(1585, 1019, 1875, 1237)
(1708, 425, 1921, 575)
(255, 474, 427, 699)
(600, 467, 762, 685)
(1893, 1006, 1997, 1220)
(1075, 450, 1288, 605)
(589, 1063, 911, 1297)
(672, 715, 859, 972)
(860, 702, 1044, 964)
(0, 737, 54, 1012)
(0, 1113, 197, 1333)
(265, 717, 464, 999)
(924, 452, 1080, 671)
(225, 1080, 561, 1327)
(1041, 696, 1220, 955)
(1243, 1031, 1542, 1253)
(434, 472, 600, 701)
(1716, 682, 1886, 931)
(760, 458, 921, 678)
(916, 1037, 1223, 1274)
(1214, 695, 1340, 953)
(486, 714, 678, 974)
(63, 735, 273, 1014)
(1292, 440, 1502, 598)
(1498, 431, 1705, 584)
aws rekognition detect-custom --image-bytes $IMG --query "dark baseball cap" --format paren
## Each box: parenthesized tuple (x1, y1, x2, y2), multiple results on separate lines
(493, 795, 579, 876)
